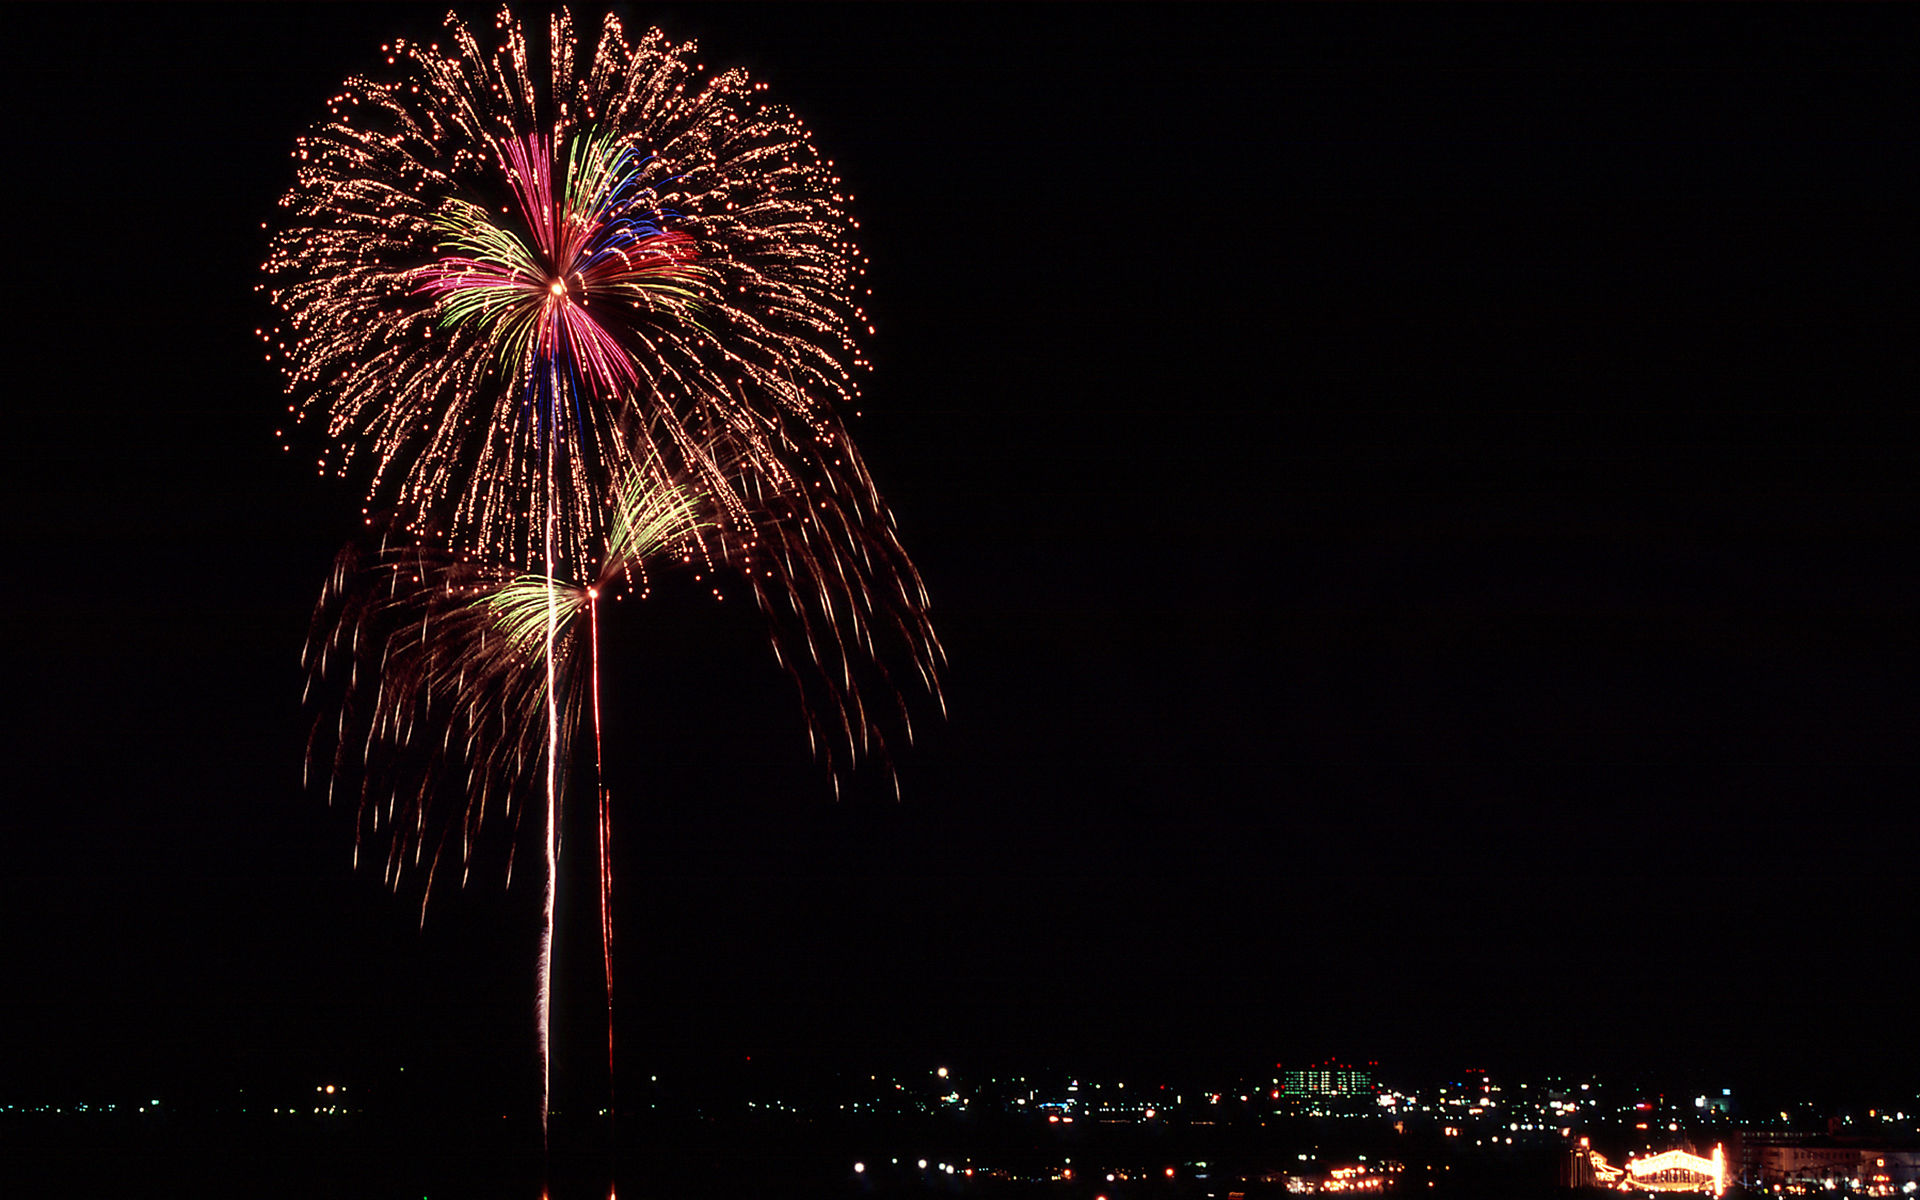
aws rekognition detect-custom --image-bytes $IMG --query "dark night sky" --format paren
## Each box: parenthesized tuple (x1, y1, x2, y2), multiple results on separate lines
(2, 4, 1915, 1113)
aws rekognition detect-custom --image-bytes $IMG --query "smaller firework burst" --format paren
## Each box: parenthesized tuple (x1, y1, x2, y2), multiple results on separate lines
(303, 467, 709, 915)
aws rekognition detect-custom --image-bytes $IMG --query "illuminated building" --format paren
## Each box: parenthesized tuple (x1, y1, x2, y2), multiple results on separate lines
(1565, 1139, 1727, 1195)
(1280, 1061, 1377, 1099)
(1732, 1133, 1920, 1193)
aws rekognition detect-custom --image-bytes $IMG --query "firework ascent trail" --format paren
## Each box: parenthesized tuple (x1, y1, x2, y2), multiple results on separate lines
(540, 361, 560, 1141)
(270, 5, 944, 1167)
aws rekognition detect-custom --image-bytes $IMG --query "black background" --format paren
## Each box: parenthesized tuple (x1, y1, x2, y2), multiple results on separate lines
(2, 4, 1915, 1118)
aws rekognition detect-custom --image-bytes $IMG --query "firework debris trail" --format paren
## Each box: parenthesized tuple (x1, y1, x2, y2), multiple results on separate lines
(267, 5, 945, 1169)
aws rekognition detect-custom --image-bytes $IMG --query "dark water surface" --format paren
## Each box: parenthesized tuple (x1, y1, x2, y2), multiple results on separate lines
(0, 1108, 1577, 1200)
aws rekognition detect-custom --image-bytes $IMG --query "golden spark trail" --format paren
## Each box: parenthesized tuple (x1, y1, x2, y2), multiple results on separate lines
(540, 362, 561, 1148)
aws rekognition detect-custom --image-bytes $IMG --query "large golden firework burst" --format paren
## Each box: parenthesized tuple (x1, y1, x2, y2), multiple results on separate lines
(267, 8, 942, 793)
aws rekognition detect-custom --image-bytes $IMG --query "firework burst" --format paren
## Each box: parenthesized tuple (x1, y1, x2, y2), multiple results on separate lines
(302, 468, 709, 912)
(266, 6, 941, 780)
(272, 8, 943, 1150)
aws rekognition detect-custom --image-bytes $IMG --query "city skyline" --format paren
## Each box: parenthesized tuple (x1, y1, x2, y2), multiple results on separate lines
(6, 1047, 1916, 1195)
